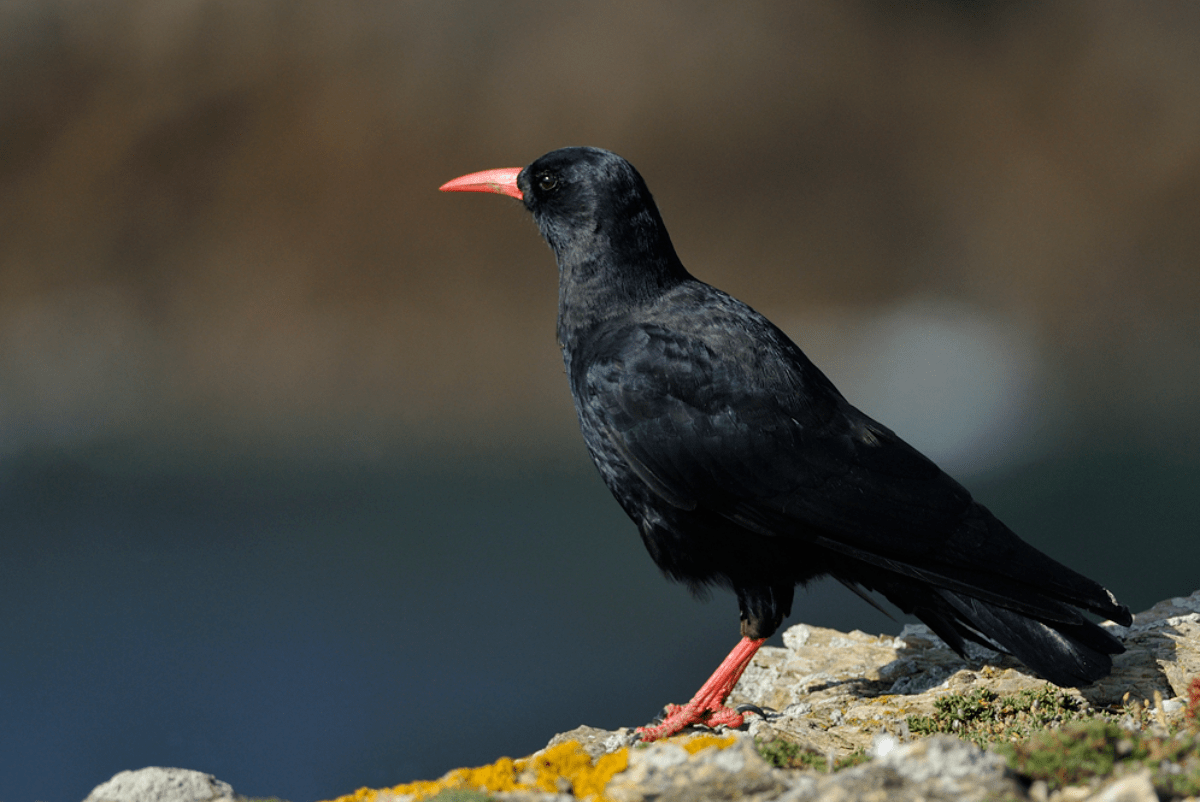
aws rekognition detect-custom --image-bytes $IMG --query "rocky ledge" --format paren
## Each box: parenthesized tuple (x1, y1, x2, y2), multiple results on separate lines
(86, 591, 1200, 802)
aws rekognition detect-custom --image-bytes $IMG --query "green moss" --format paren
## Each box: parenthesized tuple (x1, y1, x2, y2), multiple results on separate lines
(755, 738, 867, 772)
(906, 686, 1083, 747)
(836, 748, 871, 770)
(997, 719, 1200, 797)
(997, 720, 1121, 785)
(895, 680, 1200, 796)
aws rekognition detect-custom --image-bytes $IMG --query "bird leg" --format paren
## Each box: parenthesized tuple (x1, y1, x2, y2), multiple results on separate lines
(637, 636, 767, 741)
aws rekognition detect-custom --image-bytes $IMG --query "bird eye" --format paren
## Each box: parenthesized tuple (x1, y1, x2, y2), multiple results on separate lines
(537, 173, 558, 191)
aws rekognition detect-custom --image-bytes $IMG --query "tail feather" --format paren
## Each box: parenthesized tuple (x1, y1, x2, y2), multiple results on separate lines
(827, 500, 1129, 687)
(936, 590, 1123, 686)
(862, 568, 1126, 687)
(815, 506, 1131, 632)
(946, 506, 1133, 627)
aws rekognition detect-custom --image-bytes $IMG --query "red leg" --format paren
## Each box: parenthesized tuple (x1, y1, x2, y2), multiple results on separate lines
(637, 636, 766, 741)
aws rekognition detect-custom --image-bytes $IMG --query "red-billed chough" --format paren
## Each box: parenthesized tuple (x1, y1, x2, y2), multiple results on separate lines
(440, 146, 1131, 741)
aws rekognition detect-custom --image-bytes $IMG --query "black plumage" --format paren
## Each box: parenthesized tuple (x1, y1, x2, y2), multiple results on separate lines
(441, 146, 1131, 738)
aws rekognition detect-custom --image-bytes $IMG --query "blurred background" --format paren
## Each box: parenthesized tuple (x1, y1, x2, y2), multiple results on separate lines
(2, 1, 1198, 800)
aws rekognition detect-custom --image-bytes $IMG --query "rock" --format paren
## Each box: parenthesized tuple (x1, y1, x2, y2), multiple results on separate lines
(545, 725, 637, 759)
(728, 589, 1200, 760)
(1097, 592, 1200, 707)
(551, 732, 1024, 801)
(604, 735, 785, 802)
(83, 767, 236, 802)
(1085, 768, 1158, 802)
(775, 734, 1025, 801)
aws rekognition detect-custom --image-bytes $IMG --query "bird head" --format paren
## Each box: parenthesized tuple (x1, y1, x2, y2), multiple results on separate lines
(441, 147, 684, 278)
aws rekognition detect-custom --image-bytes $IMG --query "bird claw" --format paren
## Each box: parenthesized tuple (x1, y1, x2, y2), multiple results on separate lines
(636, 701, 755, 741)
(644, 702, 683, 727)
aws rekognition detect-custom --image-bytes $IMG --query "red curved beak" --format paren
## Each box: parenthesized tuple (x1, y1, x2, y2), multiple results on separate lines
(439, 167, 523, 200)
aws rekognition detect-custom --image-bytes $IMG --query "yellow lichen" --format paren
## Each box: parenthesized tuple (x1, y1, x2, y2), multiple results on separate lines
(320, 740, 629, 802)
(530, 741, 629, 798)
(327, 787, 380, 802)
(679, 734, 738, 754)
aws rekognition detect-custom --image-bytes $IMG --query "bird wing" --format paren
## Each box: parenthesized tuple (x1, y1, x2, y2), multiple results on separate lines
(573, 315, 1107, 622)
(577, 318, 972, 556)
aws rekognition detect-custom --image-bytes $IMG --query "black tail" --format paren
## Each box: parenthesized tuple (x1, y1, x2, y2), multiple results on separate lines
(911, 586, 1127, 686)
(844, 506, 1131, 687)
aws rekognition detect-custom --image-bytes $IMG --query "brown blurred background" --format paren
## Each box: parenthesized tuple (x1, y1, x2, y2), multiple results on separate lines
(4, 0, 1198, 459)
(2, 2, 1198, 801)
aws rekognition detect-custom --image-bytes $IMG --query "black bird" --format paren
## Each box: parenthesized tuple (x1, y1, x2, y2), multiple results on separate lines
(440, 147, 1131, 740)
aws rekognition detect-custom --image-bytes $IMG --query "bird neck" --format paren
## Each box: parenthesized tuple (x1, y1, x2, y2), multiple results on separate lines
(551, 208, 690, 343)
(557, 248, 682, 324)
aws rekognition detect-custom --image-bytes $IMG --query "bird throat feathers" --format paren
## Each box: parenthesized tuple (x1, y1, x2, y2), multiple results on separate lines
(541, 200, 691, 339)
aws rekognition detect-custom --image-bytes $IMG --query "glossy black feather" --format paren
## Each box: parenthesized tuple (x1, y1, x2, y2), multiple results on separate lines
(515, 147, 1130, 686)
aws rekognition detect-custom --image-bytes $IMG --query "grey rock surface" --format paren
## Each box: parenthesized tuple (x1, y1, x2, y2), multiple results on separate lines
(83, 767, 236, 802)
(776, 734, 1025, 801)
(546, 725, 638, 759)
(605, 736, 785, 802)
(1085, 769, 1158, 802)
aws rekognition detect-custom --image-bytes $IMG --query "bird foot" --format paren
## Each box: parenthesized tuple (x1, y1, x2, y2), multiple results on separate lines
(636, 701, 753, 741)
(635, 636, 768, 742)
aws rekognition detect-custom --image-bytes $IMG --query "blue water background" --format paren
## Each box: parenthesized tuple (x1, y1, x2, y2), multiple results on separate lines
(0, 441, 1193, 802)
